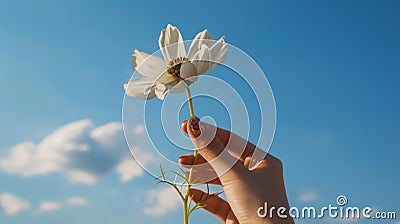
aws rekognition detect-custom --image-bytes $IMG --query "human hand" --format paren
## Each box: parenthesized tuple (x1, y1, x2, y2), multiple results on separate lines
(179, 120, 294, 224)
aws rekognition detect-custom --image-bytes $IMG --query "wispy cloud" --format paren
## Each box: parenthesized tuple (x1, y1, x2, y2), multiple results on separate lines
(0, 193, 89, 216)
(36, 197, 88, 214)
(0, 119, 149, 184)
(143, 187, 181, 216)
(134, 125, 145, 135)
(0, 193, 30, 216)
(65, 197, 87, 206)
(38, 201, 61, 213)
(117, 158, 144, 182)
(67, 170, 98, 184)
(90, 122, 125, 149)
(298, 191, 318, 202)
(116, 146, 154, 183)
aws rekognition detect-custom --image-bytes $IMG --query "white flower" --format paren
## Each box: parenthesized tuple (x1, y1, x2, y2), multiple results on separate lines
(124, 24, 227, 100)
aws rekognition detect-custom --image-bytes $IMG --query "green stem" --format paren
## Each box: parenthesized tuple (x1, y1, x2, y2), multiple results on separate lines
(185, 86, 195, 117)
(183, 86, 199, 224)
(183, 200, 189, 224)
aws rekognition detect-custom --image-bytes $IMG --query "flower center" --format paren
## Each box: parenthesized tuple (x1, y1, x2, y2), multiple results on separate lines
(167, 57, 189, 80)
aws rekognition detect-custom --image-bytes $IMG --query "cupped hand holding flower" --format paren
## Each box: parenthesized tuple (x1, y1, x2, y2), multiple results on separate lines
(124, 24, 293, 224)
(179, 121, 294, 224)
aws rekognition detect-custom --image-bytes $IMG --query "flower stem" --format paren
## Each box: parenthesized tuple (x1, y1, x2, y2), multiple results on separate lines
(185, 86, 195, 117)
(183, 86, 199, 224)
(183, 199, 189, 224)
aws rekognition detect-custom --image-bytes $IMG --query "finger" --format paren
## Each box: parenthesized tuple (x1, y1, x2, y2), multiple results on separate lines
(186, 118, 246, 178)
(178, 154, 208, 166)
(189, 189, 239, 224)
(215, 126, 267, 170)
(181, 120, 230, 141)
(182, 120, 265, 165)
(178, 154, 211, 171)
(252, 154, 283, 171)
(183, 171, 222, 185)
(179, 154, 222, 185)
(242, 154, 284, 176)
(181, 120, 188, 133)
(244, 156, 252, 169)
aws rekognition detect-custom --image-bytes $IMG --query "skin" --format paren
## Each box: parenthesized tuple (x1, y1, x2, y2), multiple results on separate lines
(179, 120, 295, 224)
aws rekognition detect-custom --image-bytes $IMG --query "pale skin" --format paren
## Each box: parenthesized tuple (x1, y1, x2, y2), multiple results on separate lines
(179, 120, 295, 224)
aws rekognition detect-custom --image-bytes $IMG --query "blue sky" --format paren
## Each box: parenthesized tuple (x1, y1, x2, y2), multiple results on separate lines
(0, 0, 399, 223)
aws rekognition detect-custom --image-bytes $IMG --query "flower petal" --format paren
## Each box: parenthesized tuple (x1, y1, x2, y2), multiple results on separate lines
(131, 50, 166, 77)
(187, 29, 215, 60)
(191, 44, 211, 75)
(180, 61, 197, 80)
(157, 73, 178, 85)
(124, 78, 156, 100)
(183, 76, 198, 86)
(169, 80, 186, 93)
(158, 24, 186, 63)
(208, 36, 228, 72)
(155, 83, 168, 100)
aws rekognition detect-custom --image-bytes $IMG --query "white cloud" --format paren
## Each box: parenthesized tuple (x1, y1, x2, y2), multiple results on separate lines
(65, 197, 87, 206)
(0, 119, 156, 184)
(67, 170, 98, 185)
(90, 122, 124, 148)
(0, 120, 130, 184)
(298, 191, 318, 202)
(116, 146, 155, 183)
(116, 158, 144, 182)
(36, 197, 87, 214)
(38, 201, 61, 213)
(0, 141, 62, 176)
(0, 193, 30, 216)
(143, 187, 181, 216)
(134, 125, 145, 134)
(0, 194, 88, 216)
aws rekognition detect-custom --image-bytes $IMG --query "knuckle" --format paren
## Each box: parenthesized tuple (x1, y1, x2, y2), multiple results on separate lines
(267, 154, 283, 169)
(275, 157, 283, 168)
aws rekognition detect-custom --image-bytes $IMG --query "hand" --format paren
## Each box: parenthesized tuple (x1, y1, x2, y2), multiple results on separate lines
(179, 120, 294, 224)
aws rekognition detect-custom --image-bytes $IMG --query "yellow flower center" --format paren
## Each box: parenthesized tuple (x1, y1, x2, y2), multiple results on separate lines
(167, 57, 189, 80)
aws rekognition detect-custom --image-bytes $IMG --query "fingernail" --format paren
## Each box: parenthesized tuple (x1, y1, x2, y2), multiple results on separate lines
(188, 116, 201, 137)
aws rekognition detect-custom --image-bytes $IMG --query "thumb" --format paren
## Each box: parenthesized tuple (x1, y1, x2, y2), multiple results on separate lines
(186, 117, 245, 179)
